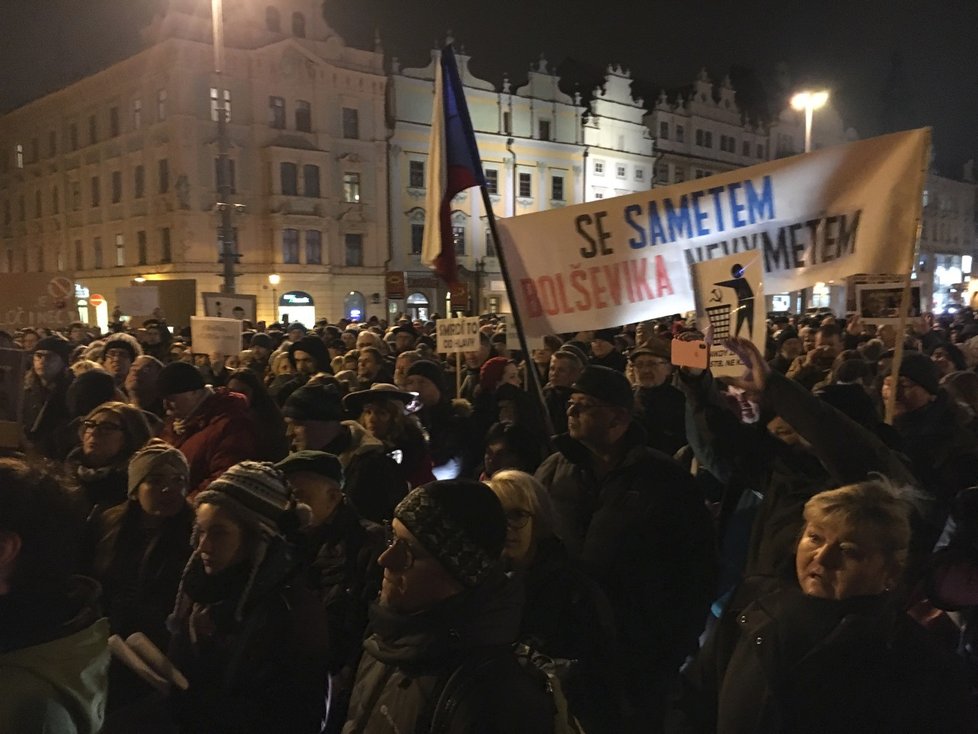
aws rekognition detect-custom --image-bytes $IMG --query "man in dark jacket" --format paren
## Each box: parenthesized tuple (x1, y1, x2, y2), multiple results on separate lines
(23, 335, 74, 458)
(629, 341, 687, 456)
(535, 365, 716, 732)
(157, 361, 259, 497)
(275, 335, 332, 406)
(404, 360, 476, 478)
(283, 383, 406, 523)
(342, 480, 554, 733)
(589, 329, 627, 372)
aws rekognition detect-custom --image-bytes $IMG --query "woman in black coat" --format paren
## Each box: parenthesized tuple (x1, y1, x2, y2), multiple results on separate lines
(670, 478, 973, 733)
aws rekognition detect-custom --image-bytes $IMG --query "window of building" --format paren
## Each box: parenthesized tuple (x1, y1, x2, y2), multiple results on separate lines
(409, 160, 425, 189)
(485, 229, 496, 257)
(157, 89, 167, 121)
(48, 130, 57, 157)
(410, 223, 424, 255)
(451, 225, 465, 255)
(303, 164, 320, 197)
(635, 167, 645, 181)
(115, 234, 125, 266)
(137, 230, 147, 265)
(345, 233, 363, 266)
(91, 176, 100, 207)
(295, 100, 311, 132)
(655, 163, 669, 183)
(269, 97, 286, 129)
(132, 98, 142, 130)
(616, 164, 626, 178)
(88, 115, 98, 145)
(109, 107, 120, 137)
(292, 11, 305, 37)
(502, 111, 511, 135)
(538, 119, 551, 141)
(282, 229, 300, 263)
(266, 6, 281, 32)
(34, 190, 41, 218)
(518, 172, 532, 198)
(594, 192, 604, 199)
(74, 239, 83, 270)
(343, 172, 361, 202)
(756, 144, 765, 159)
(280, 162, 298, 195)
(15, 143, 23, 169)
(70, 181, 81, 210)
(695, 129, 713, 148)
(69, 123, 79, 151)
(342, 107, 359, 139)
(305, 230, 322, 264)
(694, 168, 713, 179)
(485, 168, 498, 195)
(659, 121, 669, 140)
(94, 237, 103, 269)
(111, 171, 122, 203)
(160, 227, 172, 263)
(210, 88, 231, 123)
(134, 165, 145, 199)
(551, 174, 564, 201)
(674, 167, 686, 183)
(594, 159, 604, 176)
(158, 158, 170, 193)
(675, 125, 685, 143)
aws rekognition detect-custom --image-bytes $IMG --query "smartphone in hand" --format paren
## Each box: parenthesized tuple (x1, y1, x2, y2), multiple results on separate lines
(672, 338, 709, 370)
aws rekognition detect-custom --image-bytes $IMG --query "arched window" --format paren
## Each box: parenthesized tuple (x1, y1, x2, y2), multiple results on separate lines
(292, 11, 306, 38)
(344, 291, 366, 321)
(406, 292, 430, 321)
(265, 6, 281, 32)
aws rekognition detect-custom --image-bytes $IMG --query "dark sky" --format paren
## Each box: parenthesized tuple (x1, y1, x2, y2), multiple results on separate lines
(3, 0, 975, 176)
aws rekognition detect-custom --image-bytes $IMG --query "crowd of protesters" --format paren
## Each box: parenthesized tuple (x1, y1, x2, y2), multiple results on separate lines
(3, 306, 978, 732)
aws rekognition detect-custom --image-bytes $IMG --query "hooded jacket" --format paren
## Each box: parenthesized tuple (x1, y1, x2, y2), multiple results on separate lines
(0, 576, 110, 734)
(342, 573, 553, 734)
(160, 388, 259, 497)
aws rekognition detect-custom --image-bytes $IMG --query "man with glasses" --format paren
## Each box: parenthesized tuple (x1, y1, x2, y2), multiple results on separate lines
(342, 479, 554, 733)
(629, 342, 687, 456)
(100, 334, 141, 393)
(23, 335, 74, 459)
(536, 365, 715, 732)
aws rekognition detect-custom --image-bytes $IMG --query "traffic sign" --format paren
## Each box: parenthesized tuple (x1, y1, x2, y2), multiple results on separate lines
(89, 294, 106, 308)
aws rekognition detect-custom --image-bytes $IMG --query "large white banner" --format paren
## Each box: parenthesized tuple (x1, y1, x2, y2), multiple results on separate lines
(496, 129, 930, 335)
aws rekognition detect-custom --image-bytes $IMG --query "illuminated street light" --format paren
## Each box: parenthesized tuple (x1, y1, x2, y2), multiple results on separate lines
(790, 90, 829, 153)
(268, 273, 280, 322)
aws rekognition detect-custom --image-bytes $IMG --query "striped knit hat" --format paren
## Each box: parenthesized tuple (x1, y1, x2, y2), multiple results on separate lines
(194, 461, 311, 539)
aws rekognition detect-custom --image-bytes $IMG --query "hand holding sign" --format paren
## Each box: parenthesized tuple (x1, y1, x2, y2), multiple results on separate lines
(723, 337, 771, 400)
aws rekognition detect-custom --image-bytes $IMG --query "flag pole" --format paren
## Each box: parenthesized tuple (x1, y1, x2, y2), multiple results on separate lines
(480, 187, 556, 439)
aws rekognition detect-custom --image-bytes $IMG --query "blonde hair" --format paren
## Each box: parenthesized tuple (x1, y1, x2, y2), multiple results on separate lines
(802, 477, 912, 570)
(487, 469, 555, 540)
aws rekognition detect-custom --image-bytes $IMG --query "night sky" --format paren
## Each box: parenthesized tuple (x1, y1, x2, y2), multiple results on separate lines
(2, 0, 975, 175)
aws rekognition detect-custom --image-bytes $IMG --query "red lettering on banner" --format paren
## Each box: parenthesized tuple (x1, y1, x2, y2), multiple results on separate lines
(604, 264, 623, 305)
(570, 267, 591, 311)
(520, 279, 542, 317)
(627, 258, 656, 301)
(589, 267, 608, 309)
(655, 255, 674, 296)
(555, 273, 573, 314)
(538, 276, 560, 316)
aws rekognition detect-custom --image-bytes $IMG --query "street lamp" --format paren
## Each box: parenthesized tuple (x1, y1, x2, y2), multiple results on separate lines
(268, 273, 280, 322)
(213, 0, 238, 293)
(790, 90, 829, 153)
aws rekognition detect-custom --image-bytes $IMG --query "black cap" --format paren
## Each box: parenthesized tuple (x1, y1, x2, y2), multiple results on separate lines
(571, 365, 634, 411)
(34, 335, 72, 362)
(283, 383, 344, 422)
(891, 352, 940, 395)
(157, 361, 205, 396)
(275, 450, 343, 485)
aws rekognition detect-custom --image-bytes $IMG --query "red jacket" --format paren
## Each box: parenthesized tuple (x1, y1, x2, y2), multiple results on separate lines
(161, 388, 259, 497)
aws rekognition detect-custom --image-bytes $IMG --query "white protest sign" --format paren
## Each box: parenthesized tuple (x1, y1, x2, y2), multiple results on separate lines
(856, 281, 922, 324)
(116, 286, 159, 317)
(436, 316, 481, 353)
(496, 128, 929, 336)
(693, 251, 766, 377)
(190, 316, 242, 357)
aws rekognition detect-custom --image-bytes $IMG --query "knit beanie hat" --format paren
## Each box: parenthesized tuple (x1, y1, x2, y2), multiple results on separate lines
(250, 333, 273, 350)
(34, 335, 72, 362)
(128, 438, 190, 498)
(394, 479, 506, 588)
(275, 450, 343, 486)
(479, 357, 511, 393)
(571, 365, 635, 411)
(891, 352, 940, 395)
(593, 328, 619, 345)
(157, 361, 206, 396)
(288, 336, 330, 372)
(406, 360, 446, 395)
(102, 334, 141, 362)
(66, 369, 117, 418)
(195, 461, 311, 540)
(282, 383, 344, 422)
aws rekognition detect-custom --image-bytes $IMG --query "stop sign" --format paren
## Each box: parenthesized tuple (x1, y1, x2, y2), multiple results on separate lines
(89, 294, 106, 308)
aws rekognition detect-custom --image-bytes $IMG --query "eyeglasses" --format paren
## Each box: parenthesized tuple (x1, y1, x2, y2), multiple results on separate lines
(80, 419, 123, 436)
(566, 399, 614, 415)
(505, 509, 533, 529)
(383, 523, 417, 572)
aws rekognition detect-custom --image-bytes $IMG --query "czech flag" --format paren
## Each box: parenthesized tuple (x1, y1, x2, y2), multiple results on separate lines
(422, 45, 486, 286)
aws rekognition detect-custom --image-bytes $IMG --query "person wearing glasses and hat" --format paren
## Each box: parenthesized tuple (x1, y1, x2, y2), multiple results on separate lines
(628, 341, 687, 456)
(536, 365, 716, 732)
(342, 480, 554, 733)
(23, 334, 75, 459)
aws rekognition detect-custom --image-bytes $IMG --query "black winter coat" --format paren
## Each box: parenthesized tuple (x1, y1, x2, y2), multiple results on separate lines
(670, 576, 974, 733)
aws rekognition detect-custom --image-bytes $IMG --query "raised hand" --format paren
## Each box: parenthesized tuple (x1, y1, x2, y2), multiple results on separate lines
(723, 337, 770, 399)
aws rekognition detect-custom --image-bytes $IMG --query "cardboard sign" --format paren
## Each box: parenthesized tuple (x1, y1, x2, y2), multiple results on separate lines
(201, 293, 257, 321)
(436, 316, 481, 353)
(856, 282, 922, 324)
(692, 251, 765, 377)
(116, 286, 160, 318)
(0, 273, 75, 332)
(190, 316, 242, 357)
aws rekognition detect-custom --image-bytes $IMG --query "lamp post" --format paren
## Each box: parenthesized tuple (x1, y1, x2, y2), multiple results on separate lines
(213, 0, 238, 293)
(790, 90, 829, 153)
(268, 273, 280, 323)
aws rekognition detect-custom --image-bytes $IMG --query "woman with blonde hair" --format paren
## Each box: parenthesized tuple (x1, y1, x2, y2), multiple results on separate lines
(673, 477, 972, 733)
(487, 469, 619, 733)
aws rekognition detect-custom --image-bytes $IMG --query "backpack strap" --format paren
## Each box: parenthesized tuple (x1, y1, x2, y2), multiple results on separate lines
(415, 650, 510, 734)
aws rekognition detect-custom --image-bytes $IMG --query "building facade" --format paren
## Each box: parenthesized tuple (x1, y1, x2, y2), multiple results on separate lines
(0, 0, 388, 328)
(919, 166, 978, 311)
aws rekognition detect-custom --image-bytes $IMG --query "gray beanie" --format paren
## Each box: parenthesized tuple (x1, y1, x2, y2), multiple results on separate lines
(128, 438, 189, 498)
